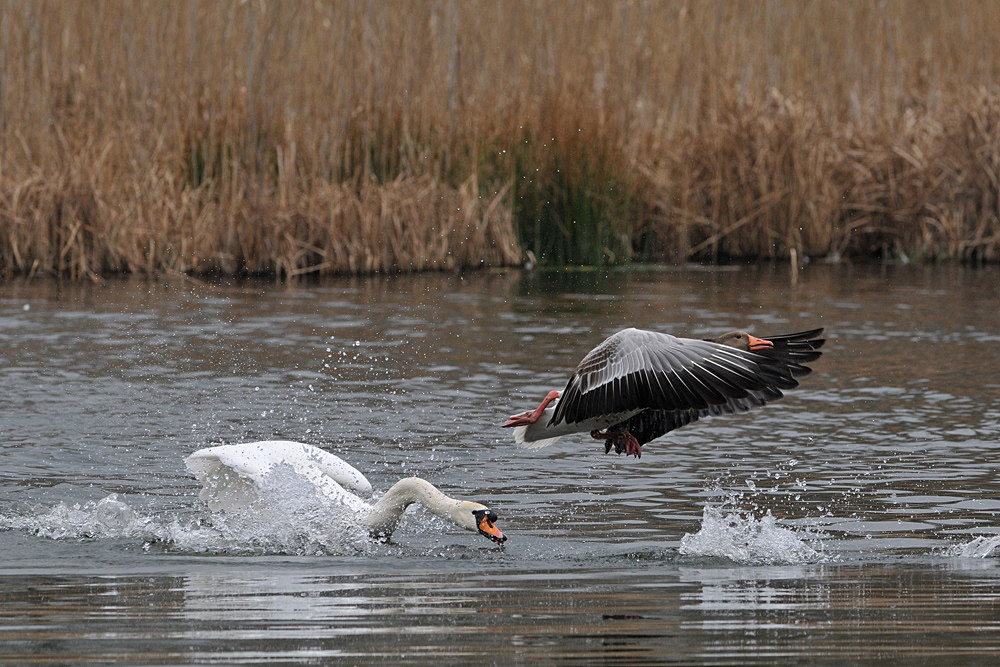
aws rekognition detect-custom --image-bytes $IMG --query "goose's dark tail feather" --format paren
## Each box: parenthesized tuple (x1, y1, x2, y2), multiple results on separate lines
(757, 328, 825, 378)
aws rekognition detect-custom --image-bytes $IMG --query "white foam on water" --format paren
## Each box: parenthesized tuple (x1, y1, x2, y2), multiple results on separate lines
(1, 494, 143, 540)
(170, 463, 374, 555)
(679, 505, 829, 565)
(942, 535, 1000, 558)
(2, 468, 376, 557)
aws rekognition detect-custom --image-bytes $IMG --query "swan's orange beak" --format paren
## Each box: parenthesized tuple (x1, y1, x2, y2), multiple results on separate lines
(474, 509, 506, 544)
(748, 335, 774, 351)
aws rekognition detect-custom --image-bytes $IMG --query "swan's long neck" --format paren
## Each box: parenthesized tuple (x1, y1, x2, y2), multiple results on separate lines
(362, 477, 477, 539)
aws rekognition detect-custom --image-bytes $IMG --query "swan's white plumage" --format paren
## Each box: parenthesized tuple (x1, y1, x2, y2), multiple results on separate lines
(185, 440, 372, 512)
(184, 441, 506, 544)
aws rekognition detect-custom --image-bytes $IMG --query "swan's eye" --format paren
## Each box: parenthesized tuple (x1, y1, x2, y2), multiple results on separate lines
(474, 509, 498, 524)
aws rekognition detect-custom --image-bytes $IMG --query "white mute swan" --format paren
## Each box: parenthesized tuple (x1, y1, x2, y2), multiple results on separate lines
(185, 440, 506, 544)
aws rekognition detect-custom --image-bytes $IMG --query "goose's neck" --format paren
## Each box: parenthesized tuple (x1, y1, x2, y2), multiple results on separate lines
(363, 477, 469, 539)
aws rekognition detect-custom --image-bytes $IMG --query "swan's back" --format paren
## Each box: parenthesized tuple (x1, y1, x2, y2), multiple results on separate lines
(185, 441, 373, 512)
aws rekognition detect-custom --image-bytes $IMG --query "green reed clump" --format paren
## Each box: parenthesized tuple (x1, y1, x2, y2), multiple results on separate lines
(508, 127, 636, 266)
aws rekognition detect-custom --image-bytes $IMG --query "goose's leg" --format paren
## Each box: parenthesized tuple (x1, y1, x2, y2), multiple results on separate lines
(590, 429, 642, 458)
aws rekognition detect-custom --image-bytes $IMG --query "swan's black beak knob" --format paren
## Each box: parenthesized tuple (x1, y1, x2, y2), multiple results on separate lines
(474, 509, 506, 544)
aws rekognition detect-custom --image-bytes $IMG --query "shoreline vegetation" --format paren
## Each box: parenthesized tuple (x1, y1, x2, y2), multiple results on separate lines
(3, 2, 1000, 280)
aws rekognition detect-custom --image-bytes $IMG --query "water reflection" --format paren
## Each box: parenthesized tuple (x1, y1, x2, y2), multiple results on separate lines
(2, 263, 1000, 663)
(5, 563, 999, 665)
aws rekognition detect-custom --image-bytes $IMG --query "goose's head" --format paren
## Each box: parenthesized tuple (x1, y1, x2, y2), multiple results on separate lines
(458, 502, 506, 544)
(712, 331, 773, 352)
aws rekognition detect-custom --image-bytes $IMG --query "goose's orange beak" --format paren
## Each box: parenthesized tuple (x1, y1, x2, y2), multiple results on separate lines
(748, 335, 774, 351)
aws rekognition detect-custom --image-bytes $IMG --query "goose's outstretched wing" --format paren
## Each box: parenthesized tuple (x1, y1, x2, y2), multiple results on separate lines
(549, 327, 825, 429)
(610, 390, 774, 446)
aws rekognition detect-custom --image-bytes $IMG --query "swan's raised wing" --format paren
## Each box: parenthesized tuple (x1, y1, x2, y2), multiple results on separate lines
(549, 328, 807, 427)
(278, 441, 373, 495)
(185, 445, 265, 511)
(185, 441, 373, 511)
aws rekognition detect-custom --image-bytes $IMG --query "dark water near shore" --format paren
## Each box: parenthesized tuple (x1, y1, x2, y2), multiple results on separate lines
(2, 263, 1000, 665)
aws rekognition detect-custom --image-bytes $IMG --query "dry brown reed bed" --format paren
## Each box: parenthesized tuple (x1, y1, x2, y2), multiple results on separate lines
(2, 1, 1000, 279)
(648, 90, 1000, 264)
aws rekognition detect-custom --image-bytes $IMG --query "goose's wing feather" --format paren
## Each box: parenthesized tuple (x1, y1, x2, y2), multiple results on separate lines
(613, 389, 778, 445)
(185, 441, 373, 511)
(550, 327, 815, 427)
(751, 328, 825, 375)
(606, 328, 826, 445)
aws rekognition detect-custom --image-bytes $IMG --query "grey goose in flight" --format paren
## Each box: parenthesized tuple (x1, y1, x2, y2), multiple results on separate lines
(503, 328, 824, 458)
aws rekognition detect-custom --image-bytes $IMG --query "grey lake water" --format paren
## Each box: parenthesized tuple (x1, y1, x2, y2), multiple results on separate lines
(2, 263, 1000, 665)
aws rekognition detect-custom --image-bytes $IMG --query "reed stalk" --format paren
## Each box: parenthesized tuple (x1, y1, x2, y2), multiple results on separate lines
(2, 1, 1000, 279)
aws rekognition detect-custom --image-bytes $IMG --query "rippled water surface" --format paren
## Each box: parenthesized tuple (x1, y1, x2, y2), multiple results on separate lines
(3, 264, 1000, 665)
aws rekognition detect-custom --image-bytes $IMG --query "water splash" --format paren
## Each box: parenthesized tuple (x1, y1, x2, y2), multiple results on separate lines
(2, 468, 376, 556)
(679, 505, 828, 565)
(173, 464, 374, 555)
(1, 494, 143, 540)
(942, 535, 1000, 558)
(159, 503, 372, 556)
